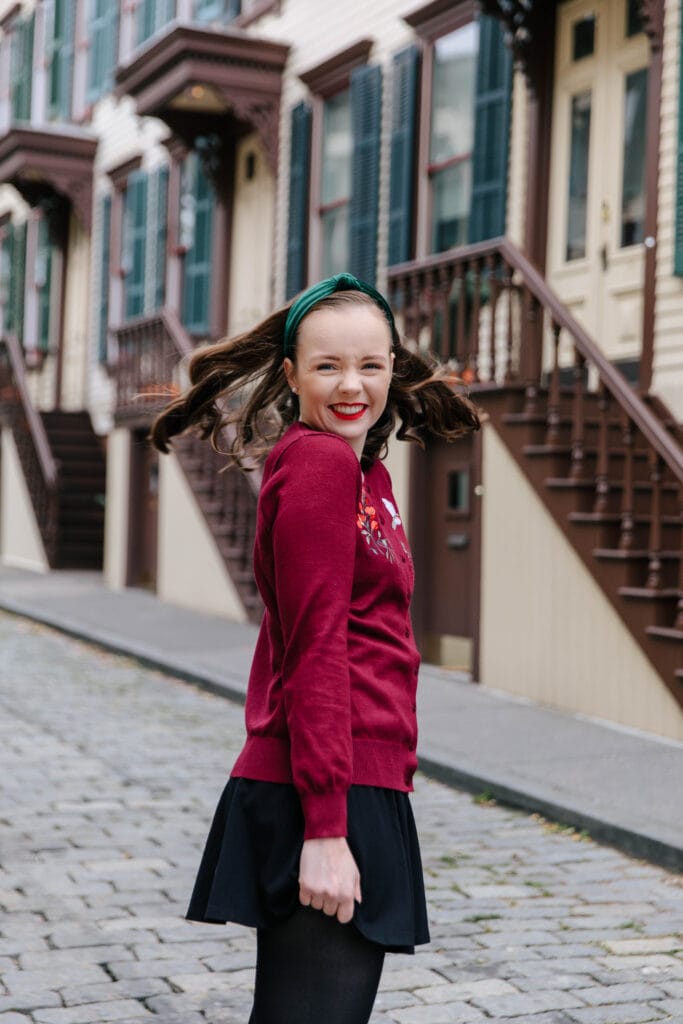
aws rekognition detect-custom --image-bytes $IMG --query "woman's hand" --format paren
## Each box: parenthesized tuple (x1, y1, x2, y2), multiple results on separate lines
(298, 837, 361, 924)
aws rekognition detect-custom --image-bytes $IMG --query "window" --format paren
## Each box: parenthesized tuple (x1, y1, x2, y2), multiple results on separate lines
(429, 22, 479, 252)
(45, 0, 75, 121)
(121, 168, 168, 320)
(2, 222, 27, 343)
(180, 153, 214, 335)
(137, 0, 175, 47)
(394, 8, 512, 262)
(10, 14, 34, 122)
(286, 43, 382, 294)
(566, 91, 592, 261)
(620, 68, 647, 248)
(87, 0, 119, 103)
(35, 216, 55, 352)
(320, 90, 352, 277)
(194, 0, 241, 23)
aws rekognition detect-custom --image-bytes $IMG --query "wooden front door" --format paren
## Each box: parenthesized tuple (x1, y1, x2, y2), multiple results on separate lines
(126, 429, 158, 590)
(412, 432, 482, 675)
(547, 0, 650, 370)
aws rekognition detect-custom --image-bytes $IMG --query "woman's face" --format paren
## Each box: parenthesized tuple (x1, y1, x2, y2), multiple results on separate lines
(284, 303, 394, 460)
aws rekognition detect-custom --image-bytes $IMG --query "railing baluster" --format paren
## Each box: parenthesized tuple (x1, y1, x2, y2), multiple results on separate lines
(455, 261, 465, 371)
(569, 350, 586, 480)
(676, 520, 683, 630)
(594, 382, 610, 514)
(522, 288, 541, 415)
(646, 451, 663, 590)
(437, 267, 450, 363)
(546, 322, 562, 447)
(468, 257, 481, 382)
(504, 260, 515, 382)
(619, 411, 635, 551)
(486, 254, 498, 383)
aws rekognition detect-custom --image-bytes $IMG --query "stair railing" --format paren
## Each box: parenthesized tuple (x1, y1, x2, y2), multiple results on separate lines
(388, 238, 682, 626)
(0, 333, 59, 563)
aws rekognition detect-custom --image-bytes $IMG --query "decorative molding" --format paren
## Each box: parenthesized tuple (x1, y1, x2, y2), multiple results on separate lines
(404, 0, 476, 41)
(638, 0, 664, 52)
(299, 39, 373, 97)
(0, 126, 96, 231)
(105, 154, 143, 190)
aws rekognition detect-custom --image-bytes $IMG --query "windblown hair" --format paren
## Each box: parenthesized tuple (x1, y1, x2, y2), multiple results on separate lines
(150, 290, 481, 468)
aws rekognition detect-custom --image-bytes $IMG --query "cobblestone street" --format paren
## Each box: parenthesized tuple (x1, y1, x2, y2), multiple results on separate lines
(0, 611, 681, 1024)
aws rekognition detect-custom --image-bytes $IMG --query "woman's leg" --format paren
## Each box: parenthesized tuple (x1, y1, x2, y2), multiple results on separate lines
(249, 906, 385, 1024)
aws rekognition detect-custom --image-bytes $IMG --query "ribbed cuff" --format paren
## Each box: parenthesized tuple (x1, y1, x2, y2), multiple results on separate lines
(300, 790, 348, 839)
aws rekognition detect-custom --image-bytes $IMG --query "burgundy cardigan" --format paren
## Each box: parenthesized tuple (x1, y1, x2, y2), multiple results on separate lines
(231, 422, 421, 839)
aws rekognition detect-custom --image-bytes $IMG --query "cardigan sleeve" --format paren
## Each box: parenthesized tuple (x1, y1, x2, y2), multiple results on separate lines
(271, 434, 361, 839)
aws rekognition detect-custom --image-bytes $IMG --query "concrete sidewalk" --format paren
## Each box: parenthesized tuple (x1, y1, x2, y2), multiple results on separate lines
(0, 566, 681, 872)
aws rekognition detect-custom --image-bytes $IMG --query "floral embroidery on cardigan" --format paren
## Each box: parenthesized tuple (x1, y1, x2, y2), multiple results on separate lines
(357, 493, 396, 562)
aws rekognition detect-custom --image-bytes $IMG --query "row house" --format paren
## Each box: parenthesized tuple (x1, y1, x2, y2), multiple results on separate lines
(0, 0, 681, 741)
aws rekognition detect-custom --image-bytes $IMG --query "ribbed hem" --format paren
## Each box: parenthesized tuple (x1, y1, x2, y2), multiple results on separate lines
(300, 790, 348, 838)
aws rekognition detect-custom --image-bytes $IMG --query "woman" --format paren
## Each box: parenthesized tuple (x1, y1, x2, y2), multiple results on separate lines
(151, 273, 480, 1024)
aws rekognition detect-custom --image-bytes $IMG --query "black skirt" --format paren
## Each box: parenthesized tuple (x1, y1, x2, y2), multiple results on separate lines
(186, 778, 430, 953)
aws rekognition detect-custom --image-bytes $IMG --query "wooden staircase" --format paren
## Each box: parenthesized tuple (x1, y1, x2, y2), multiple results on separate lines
(41, 410, 106, 569)
(0, 335, 105, 569)
(388, 238, 682, 707)
(114, 309, 262, 622)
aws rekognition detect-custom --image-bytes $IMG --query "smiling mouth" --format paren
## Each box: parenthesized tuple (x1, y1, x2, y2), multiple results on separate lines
(329, 404, 368, 421)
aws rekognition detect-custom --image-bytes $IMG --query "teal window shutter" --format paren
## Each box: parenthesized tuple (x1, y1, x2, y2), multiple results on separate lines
(153, 166, 169, 310)
(10, 14, 34, 122)
(349, 64, 382, 285)
(97, 196, 112, 363)
(36, 217, 54, 352)
(181, 155, 215, 335)
(1, 227, 15, 332)
(388, 45, 419, 266)
(137, 0, 175, 46)
(11, 222, 27, 345)
(675, 18, 683, 274)
(47, 0, 75, 121)
(87, 0, 119, 103)
(123, 172, 148, 320)
(468, 15, 512, 243)
(286, 102, 312, 298)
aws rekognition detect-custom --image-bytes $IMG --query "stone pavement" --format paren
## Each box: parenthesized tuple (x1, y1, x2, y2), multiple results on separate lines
(0, 568, 681, 872)
(0, 613, 682, 1024)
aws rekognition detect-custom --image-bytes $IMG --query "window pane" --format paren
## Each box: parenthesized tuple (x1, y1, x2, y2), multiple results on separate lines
(572, 15, 595, 61)
(626, 0, 644, 36)
(321, 203, 350, 277)
(566, 91, 591, 261)
(321, 91, 352, 205)
(621, 67, 648, 247)
(447, 470, 469, 512)
(431, 160, 472, 253)
(430, 22, 478, 165)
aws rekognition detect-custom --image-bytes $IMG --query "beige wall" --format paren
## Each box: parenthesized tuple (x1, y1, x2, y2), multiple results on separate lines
(103, 427, 130, 590)
(227, 135, 276, 336)
(0, 426, 49, 572)
(156, 453, 247, 622)
(652, 0, 683, 418)
(479, 423, 683, 742)
(60, 213, 91, 410)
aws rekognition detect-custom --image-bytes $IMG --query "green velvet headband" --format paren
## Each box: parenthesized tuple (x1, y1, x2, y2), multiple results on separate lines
(283, 273, 395, 358)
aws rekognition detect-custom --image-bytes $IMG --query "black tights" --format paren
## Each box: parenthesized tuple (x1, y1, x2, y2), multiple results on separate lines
(248, 906, 385, 1024)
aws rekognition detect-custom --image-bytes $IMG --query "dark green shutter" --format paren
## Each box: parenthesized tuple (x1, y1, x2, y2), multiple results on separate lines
(123, 172, 148, 319)
(10, 222, 27, 345)
(10, 14, 34, 122)
(388, 45, 419, 267)
(153, 166, 169, 309)
(87, 0, 119, 102)
(181, 155, 214, 335)
(137, 0, 174, 45)
(675, 18, 683, 273)
(468, 15, 512, 243)
(97, 196, 112, 363)
(36, 217, 53, 352)
(2, 227, 15, 332)
(286, 102, 312, 299)
(48, 0, 75, 121)
(349, 64, 382, 285)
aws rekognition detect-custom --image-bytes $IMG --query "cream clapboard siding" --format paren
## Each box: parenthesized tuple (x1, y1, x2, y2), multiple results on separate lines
(480, 423, 683, 742)
(653, 0, 683, 418)
(0, 426, 49, 572)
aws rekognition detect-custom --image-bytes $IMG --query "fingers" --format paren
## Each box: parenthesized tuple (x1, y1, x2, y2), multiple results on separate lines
(298, 885, 358, 924)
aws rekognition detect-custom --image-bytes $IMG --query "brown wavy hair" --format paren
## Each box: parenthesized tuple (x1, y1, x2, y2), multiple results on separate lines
(150, 290, 481, 468)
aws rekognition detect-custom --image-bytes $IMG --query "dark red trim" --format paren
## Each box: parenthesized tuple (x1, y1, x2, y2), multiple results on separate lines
(300, 39, 373, 97)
